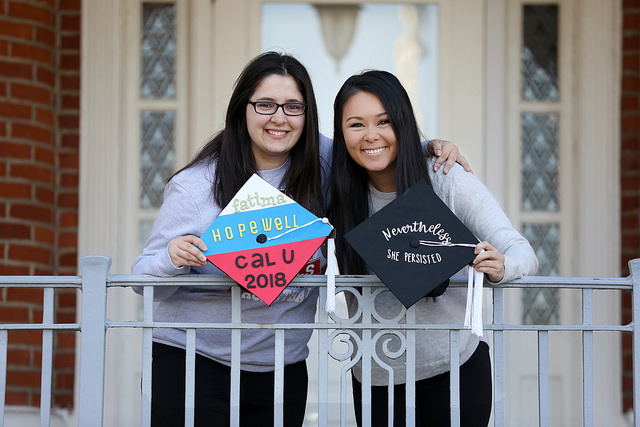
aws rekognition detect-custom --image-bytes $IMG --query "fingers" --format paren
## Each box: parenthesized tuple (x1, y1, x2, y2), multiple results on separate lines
(473, 241, 505, 282)
(430, 140, 474, 175)
(169, 235, 208, 268)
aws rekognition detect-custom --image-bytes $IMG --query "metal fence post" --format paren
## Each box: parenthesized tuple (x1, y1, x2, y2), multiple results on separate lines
(630, 259, 640, 427)
(77, 255, 111, 427)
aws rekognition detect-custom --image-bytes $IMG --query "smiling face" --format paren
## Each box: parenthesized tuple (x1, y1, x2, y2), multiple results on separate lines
(246, 74, 306, 170)
(342, 91, 398, 192)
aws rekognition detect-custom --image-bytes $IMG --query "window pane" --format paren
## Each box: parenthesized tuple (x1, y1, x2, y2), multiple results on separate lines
(522, 5, 558, 102)
(521, 113, 559, 212)
(141, 3, 176, 99)
(140, 111, 174, 209)
(522, 223, 560, 324)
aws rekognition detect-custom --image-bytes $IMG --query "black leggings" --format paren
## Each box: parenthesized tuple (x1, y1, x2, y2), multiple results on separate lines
(150, 342, 308, 427)
(352, 341, 492, 427)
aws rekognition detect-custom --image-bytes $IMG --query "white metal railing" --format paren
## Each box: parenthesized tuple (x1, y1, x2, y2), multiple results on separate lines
(1, 255, 639, 427)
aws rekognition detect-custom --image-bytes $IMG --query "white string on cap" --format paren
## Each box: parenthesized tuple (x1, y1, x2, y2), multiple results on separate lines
(260, 217, 327, 242)
(256, 217, 337, 314)
(419, 240, 484, 337)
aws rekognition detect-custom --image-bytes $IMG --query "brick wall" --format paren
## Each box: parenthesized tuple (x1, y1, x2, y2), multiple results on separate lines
(0, 0, 80, 409)
(621, 0, 640, 414)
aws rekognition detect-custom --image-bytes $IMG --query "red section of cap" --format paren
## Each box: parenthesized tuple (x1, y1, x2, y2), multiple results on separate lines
(206, 237, 327, 305)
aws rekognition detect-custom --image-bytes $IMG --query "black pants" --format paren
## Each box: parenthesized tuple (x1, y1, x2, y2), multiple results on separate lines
(150, 342, 308, 427)
(352, 341, 492, 427)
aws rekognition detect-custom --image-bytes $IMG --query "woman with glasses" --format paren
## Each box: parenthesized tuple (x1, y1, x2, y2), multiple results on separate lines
(132, 51, 467, 426)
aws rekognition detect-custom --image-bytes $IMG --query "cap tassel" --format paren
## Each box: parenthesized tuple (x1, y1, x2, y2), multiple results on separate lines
(464, 265, 484, 337)
(325, 237, 337, 313)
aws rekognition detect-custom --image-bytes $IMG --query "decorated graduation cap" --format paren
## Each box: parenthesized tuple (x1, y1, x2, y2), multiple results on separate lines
(200, 174, 334, 306)
(344, 179, 485, 335)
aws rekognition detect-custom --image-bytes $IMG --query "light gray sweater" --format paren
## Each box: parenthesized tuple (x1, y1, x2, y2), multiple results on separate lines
(348, 158, 539, 385)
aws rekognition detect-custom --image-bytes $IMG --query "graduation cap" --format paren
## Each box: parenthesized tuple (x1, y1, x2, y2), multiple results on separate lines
(344, 179, 483, 331)
(200, 174, 334, 306)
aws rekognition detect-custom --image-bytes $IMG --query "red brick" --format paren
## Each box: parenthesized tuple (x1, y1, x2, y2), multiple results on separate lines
(0, 19, 33, 40)
(60, 134, 78, 148)
(56, 332, 75, 348)
(55, 393, 74, 409)
(622, 195, 640, 211)
(7, 348, 32, 366)
(57, 255, 78, 272)
(34, 186, 54, 204)
(5, 390, 30, 406)
(59, 53, 79, 71)
(36, 66, 55, 86)
(59, 74, 79, 91)
(0, 121, 7, 137)
(58, 231, 76, 248)
(11, 123, 53, 145)
(0, 182, 31, 199)
(0, 101, 32, 120)
(34, 145, 54, 164)
(57, 192, 77, 208)
(34, 225, 54, 245)
(622, 75, 639, 92)
(6, 369, 41, 388)
(60, 14, 80, 32)
(0, 263, 30, 275)
(623, 11, 640, 29)
(8, 243, 52, 264)
(61, 94, 79, 109)
(0, 39, 8, 56)
(58, 152, 78, 168)
(60, 34, 80, 51)
(59, 211, 78, 227)
(8, 1, 55, 27)
(59, 172, 78, 188)
(35, 27, 55, 47)
(56, 290, 76, 309)
(35, 107, 54, 126)
(0, 141, 32, 158)
(11, 82, 52, 105)
(622, 116, 640, 133)
(54, 353, 75, 370)
(9, 203, 54, 223)
(6, 288, 43, 305)
(0, 222, 31, 238)
(9, 163, 53, 184)
(621, 95, 640, 110)
(0, 306, 30, 323)
(0, 60, 33, 80)
(623, 33, 640, 51)
(61, 0, 81, 10)
(11, 41, 53, 65)
(55, 372, 75, 389)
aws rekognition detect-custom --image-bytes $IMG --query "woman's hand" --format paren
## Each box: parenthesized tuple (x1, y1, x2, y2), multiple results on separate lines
(427, 139, 473, 174)
(473, 241, 505, 283)
(168, 235, 208, 268)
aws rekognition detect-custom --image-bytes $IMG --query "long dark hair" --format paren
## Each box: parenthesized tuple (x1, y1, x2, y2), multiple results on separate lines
(175, 51, 324, 215)
(329, 70, 431, 274)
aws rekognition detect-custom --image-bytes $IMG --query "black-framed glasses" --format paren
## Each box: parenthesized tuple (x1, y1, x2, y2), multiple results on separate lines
(248, 101, 307, 116)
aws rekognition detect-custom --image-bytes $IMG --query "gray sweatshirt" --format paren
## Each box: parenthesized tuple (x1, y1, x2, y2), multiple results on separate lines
(348, 158, 539, 385)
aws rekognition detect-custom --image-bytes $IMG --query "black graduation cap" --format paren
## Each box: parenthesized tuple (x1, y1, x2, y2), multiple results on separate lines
(344, 179, 479, 308)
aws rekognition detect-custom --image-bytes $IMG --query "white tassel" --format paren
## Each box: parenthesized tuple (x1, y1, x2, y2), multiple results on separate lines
(464, 265, 484, 337)
(325, 237, 337, 313)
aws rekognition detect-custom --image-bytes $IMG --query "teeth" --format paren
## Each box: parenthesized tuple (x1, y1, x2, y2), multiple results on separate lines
(267, 130, 286, 136)
(364, 147, 385, 154)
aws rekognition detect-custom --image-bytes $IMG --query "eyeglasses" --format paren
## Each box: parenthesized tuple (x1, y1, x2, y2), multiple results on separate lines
(248, 101, 307, 116)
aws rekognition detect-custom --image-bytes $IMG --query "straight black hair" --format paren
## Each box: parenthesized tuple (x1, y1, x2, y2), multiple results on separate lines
(329, 70, 431, 274)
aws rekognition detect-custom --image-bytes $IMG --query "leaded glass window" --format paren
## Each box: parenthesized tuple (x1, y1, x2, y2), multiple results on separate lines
(141, 3, 176, 99)
(522, 5, 558, 102)
(521, 113, 558, 212)
(140, 111, 175, 209)
(520, 4, 560, 325)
